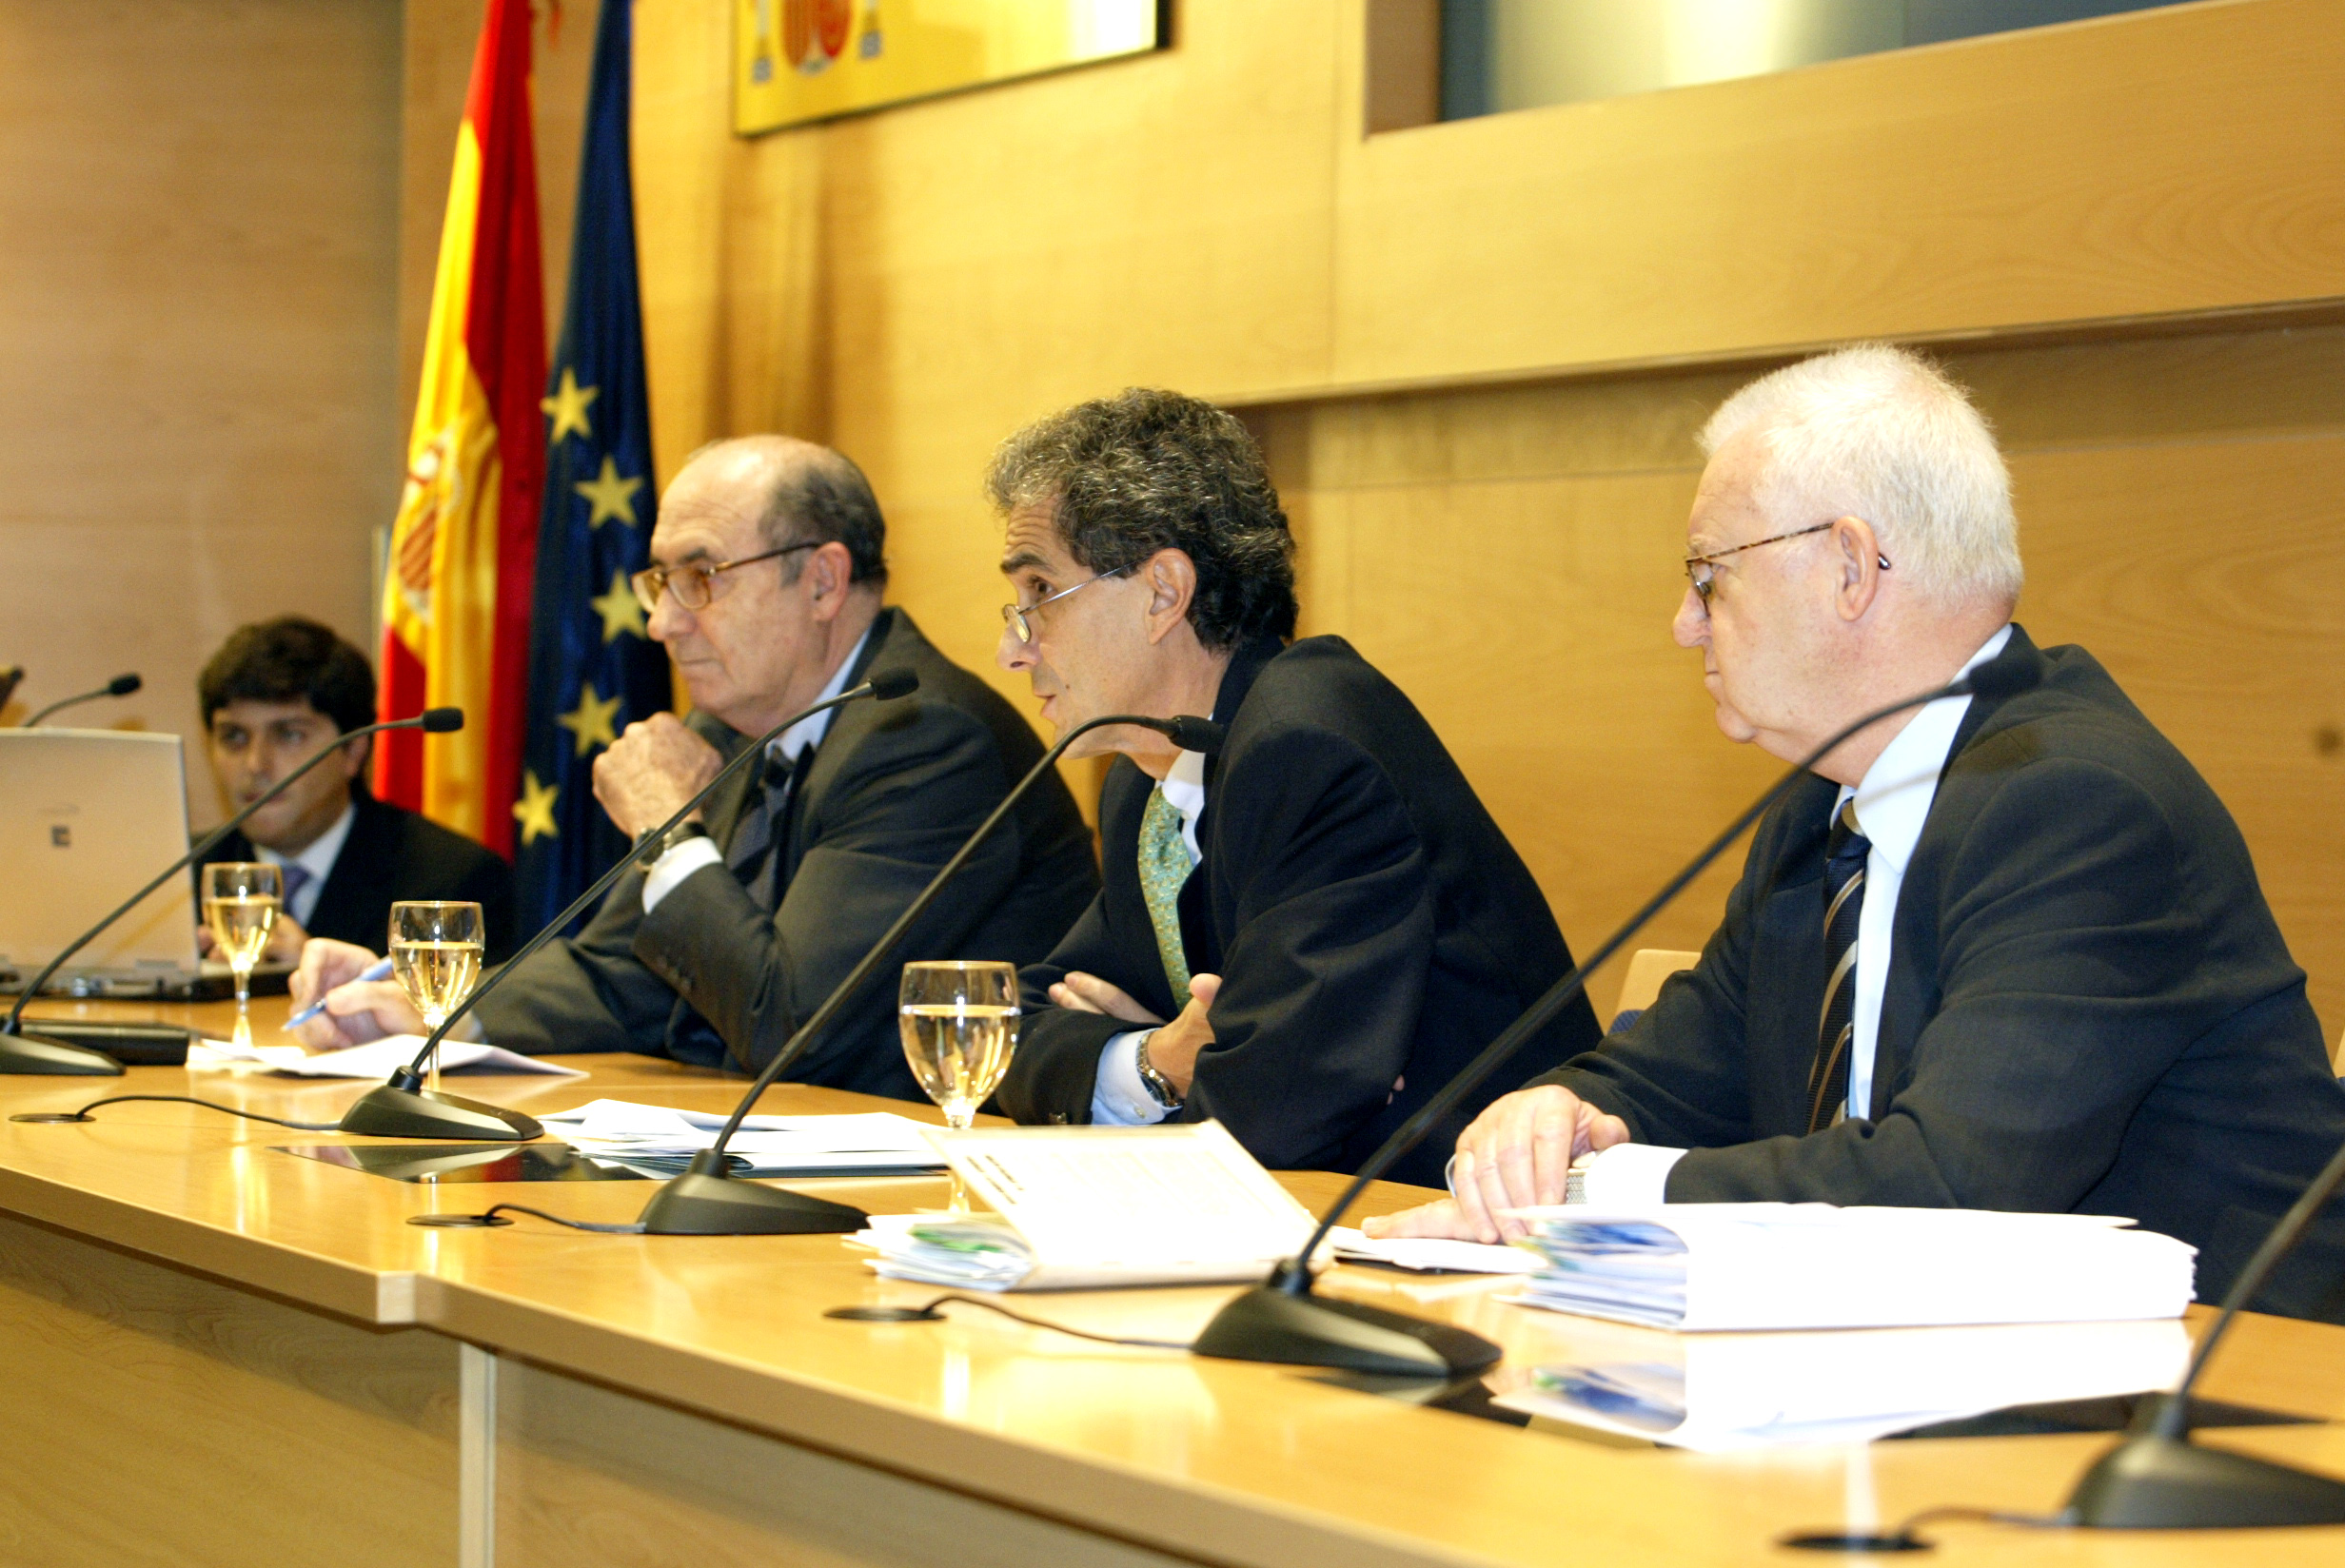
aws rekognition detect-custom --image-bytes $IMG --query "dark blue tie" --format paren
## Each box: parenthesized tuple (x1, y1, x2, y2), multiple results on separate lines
(1807, 800, 1870, 1132)
(724, 746, 803, 911)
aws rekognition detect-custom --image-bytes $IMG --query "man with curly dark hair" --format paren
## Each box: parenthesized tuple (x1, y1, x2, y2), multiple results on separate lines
(989, 388, 1601, 1184)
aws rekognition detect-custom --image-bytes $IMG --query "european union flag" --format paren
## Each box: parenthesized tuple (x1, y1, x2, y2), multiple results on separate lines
(514, 0, 669, 930)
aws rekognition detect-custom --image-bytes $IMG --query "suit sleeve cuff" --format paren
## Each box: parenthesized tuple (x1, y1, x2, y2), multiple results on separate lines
(1090, 1029, 1171, 1126)
(641, 835, 725, 912)
(1579, 1143, 1688, 1206)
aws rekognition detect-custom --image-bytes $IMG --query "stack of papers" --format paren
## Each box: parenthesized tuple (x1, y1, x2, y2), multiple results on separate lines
(1494, 1316, 2193, 1450)
(1329, 1227, 1544, 1275)
(539, 1099, 944, 1179)
(1509, 1205, 2197, 1330)
(851, 1121, 1318, 1290)
(189, 1035, 584, 1078)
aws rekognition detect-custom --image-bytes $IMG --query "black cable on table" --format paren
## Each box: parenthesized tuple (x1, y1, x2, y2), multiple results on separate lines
(407, 1202, 646, 1234)
(826, 1292, 1192, 1350)
(10, 1095, 342, 1131)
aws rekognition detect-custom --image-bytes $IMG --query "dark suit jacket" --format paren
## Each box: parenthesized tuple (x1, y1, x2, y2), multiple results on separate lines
(199, 790, 517, 963)
(1540, 626, 2345, 1319)
(1000, 636, 1602, 1186)
(474, 607, 1100, 1102)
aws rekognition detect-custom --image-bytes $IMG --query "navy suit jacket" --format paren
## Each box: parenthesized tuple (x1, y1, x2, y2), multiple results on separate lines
(475, 607, 1100, 1102)
(1540, 626, 2345, 1319)
(1002, 636, 1602, 1186)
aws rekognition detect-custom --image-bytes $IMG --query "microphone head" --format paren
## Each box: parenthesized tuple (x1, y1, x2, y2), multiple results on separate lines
(1957, 657, 2041, 701)
(106, 673, 141, 696)
(867, 668, 919, 701)
(1166, 716, 1227, 755)
(419, 706, 465, 733)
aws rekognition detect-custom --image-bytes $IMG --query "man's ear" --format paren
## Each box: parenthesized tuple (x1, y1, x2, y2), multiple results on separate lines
(1142, 549, 1199, 646)
(1832, 516, 1886, 623)
(805, 540, 855, 618)
(339, 732, 371, 781)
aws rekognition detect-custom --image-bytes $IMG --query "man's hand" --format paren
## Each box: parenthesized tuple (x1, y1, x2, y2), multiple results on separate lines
(263, 911, 309, 967)
(289, 936, 423, 1050)
(1360, 1085, 1630, 1245)
(1047, 971, 1223, 1097)
(591, 713, 722, 840)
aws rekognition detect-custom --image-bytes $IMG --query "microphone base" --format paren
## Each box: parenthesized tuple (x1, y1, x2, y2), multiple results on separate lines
(637, 1166, 869, 1236)
(0, 1028, 126, 1076)
(2065, 1434, 2345, 1529)
(337, 1081, 542, 1142)
(1192, 1270, 1503, 1379)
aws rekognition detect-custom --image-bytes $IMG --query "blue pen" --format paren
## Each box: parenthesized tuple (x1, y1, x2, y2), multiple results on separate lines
(285, 957, 393, 1028)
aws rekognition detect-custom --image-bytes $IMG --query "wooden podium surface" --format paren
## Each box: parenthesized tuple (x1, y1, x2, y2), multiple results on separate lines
(3, 994, 2343, 1566)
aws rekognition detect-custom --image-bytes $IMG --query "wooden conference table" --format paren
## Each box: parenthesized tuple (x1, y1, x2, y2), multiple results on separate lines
(3, 996, 2343, 1567)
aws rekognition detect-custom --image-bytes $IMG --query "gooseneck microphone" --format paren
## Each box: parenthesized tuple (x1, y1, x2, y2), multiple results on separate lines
(0, 706, 464, 1077)
(2053, 1136, 2345, 1527)
(626, 708, 1228, 1237)
(335, 671, 923, 1145)
(1191, 655, 2045, 1378)
(25, 672, 141, 728)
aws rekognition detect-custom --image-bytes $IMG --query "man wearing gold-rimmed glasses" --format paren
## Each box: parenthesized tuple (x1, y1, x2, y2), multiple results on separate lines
(294, 437, 1097, 1099)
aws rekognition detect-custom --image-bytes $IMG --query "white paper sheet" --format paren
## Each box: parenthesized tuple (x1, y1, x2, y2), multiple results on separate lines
(539, 1098, 944, 1177)
(189, 1034, 584, 1078)
(850, 1121, 1318, 1291)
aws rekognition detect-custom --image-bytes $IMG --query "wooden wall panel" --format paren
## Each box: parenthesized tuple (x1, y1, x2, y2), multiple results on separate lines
(1330, 0, 2345, 392)
(0, 0, 400, 828)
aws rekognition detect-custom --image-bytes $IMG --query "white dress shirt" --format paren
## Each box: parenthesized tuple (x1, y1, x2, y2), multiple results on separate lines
(1092, 748, 1208, 1126)
(252, 802, 356, 928)
(1547, 625, 2014, 1206)
(641, 625, 873, 912)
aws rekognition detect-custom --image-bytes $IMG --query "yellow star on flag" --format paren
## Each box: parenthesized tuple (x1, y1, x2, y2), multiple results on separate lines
(512, 770, 560, 846)
(575, 456, 643, 528)
(588, 568, 648, 643)
(541, 366, 599, 444)
(557, 682, 624, 756)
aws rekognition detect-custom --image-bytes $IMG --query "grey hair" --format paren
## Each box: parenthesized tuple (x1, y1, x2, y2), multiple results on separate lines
(682, 437, 889, 586)
(985, 388, 1297, 651)
(1700, 344, 2022, 610)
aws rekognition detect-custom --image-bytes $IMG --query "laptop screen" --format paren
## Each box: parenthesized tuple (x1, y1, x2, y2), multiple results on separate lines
(0, 729, 201, 992)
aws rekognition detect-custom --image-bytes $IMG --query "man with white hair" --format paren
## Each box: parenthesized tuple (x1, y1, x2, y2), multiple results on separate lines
(1371, 344, 2345, 1317)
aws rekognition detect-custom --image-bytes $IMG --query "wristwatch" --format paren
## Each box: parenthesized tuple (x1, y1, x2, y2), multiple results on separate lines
(639, 818, 710, 864)
(1133, 1032, 1184, 1111)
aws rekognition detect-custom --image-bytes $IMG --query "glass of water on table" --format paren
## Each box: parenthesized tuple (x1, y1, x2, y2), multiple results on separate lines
(898, 960, 1019, 1215)
(203, 861, 281, 1044)
(389, 901, 483, 1093)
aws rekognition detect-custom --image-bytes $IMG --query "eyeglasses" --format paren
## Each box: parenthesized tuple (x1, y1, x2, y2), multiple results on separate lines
(630, 541, 817, 613)
(1684, 522, 1890, 606)
(999, 566, 1132, 645)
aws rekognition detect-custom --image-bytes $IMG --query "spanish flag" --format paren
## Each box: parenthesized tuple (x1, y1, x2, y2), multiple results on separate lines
(376, 0, 546, 857)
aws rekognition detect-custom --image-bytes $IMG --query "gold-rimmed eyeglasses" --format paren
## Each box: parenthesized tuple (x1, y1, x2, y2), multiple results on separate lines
(1684, 522, 1890, 606)
(1000, 566, 1132, 645)
(630, 541, 818, 614)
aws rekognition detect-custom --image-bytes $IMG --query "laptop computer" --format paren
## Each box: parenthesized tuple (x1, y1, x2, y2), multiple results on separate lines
(0, 728, 218, 997)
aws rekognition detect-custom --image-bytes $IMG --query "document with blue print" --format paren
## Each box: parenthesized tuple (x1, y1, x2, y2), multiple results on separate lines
(852, 1121, 1319, 1291)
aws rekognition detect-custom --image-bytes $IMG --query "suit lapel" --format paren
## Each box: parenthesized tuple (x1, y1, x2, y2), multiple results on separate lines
(1866, 623, 2048, 1116)
(306, 794, 389, 940)
(779, 607, 898, 880)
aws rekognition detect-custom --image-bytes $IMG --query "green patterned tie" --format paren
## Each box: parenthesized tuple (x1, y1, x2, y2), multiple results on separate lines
(1137, 787, 1194, 1009)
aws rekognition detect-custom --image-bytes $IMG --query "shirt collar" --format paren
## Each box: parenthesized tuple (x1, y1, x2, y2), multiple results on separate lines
(254, 799, 357, 881)
(1840, 624, 2013, 876)
(766, 623, 875, 766)
(1158, 747, 1208, 821)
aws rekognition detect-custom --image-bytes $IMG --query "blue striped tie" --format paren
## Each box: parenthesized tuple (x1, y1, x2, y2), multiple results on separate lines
(1806, 800, 1870, 1132)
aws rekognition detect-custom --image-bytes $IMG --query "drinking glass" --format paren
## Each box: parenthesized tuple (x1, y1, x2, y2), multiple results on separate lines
(389, 901, 483, 1094)
(203, 861, 282, 1037)
(898, 960, 1019, 1214)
